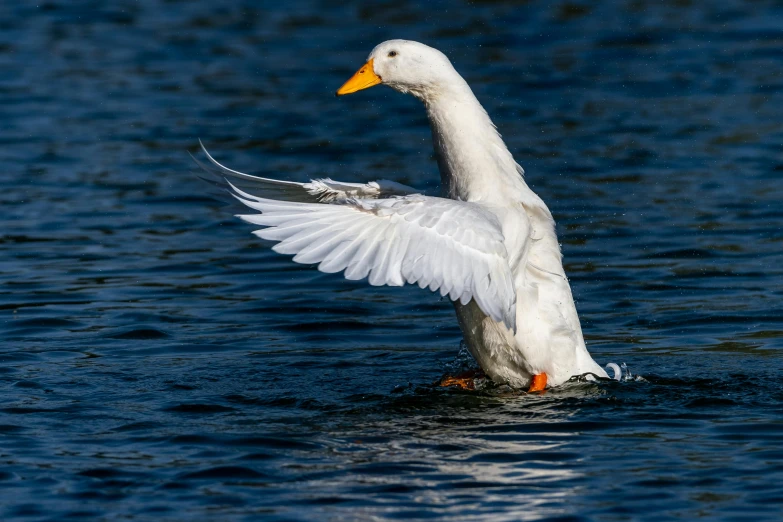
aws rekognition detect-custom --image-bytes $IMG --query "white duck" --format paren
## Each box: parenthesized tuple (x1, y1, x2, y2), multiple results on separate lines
(196, 40, 608, 391)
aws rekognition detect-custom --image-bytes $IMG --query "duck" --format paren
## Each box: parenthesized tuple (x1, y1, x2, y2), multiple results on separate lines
(194, 40, 609, 391)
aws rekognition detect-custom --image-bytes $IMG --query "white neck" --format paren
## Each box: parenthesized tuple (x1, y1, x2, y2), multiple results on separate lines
(422, 81, 529, 203)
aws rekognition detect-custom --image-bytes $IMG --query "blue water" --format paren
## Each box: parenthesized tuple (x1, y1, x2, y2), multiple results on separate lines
(2, 1, 783, 520)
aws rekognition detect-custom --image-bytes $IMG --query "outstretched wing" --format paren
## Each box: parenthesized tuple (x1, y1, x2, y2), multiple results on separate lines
(230, 183, 517, 331)
(192, 140, 420, 203)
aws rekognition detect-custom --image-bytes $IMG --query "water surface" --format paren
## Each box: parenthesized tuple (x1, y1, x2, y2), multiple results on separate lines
(2, 1, 783, 520)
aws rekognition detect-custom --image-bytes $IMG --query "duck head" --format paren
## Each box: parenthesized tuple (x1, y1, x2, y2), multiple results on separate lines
(336, 40, 459, 100)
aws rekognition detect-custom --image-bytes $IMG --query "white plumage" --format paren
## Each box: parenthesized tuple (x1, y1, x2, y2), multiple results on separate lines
(196, 40, 608, 389)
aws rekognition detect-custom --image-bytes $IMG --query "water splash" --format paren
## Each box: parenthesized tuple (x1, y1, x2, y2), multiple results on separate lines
(443, 341, 480, 376)
(605, 362, 635, 382)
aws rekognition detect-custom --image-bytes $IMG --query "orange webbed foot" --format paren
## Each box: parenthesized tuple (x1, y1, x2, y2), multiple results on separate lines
(440, 376, 475, 390)
(440, 369, 485, 391)
(527, 373, 547, 394)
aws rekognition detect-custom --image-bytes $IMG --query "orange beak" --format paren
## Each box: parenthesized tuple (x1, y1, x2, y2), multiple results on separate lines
(335, 58, 382, 96)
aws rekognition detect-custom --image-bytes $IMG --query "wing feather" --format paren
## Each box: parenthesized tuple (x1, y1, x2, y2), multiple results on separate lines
(194, 141, 422, 203)
(228, 183, 517, 330)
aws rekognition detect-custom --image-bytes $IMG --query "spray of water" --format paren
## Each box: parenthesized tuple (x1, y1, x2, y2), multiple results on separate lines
(605, 362, 634, 381)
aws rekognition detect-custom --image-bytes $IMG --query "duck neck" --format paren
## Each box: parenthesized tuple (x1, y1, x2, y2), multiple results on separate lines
(423, 82, 528, 203)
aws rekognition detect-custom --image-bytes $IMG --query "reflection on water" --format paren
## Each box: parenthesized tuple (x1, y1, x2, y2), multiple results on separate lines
(2, 0, 783, 520)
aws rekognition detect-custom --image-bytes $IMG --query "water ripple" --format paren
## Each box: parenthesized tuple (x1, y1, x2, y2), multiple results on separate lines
(1, 0, 782, 520)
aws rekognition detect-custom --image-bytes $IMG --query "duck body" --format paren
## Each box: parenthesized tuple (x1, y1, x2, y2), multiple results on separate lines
(195, 39, 607, 389)
(421, 69, 606, 387)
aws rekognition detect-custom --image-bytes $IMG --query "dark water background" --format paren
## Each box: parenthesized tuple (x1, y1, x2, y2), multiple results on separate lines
(2, 1, 783, 520)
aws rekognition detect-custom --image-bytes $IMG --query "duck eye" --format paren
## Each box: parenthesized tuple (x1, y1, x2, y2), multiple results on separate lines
(388, 51, 397, 58)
